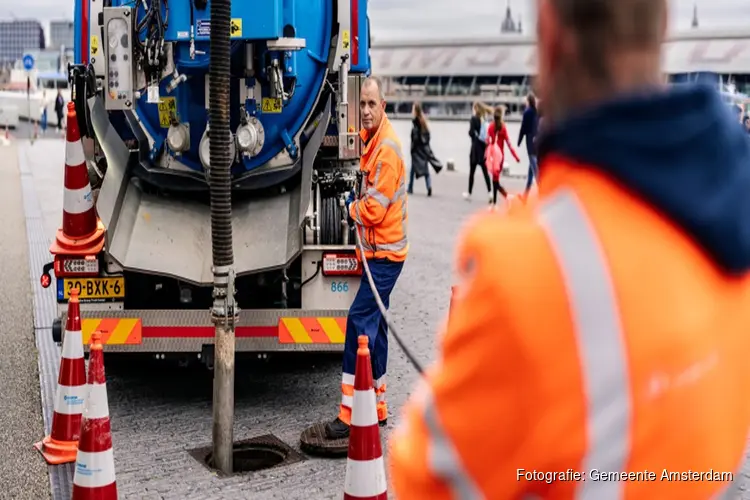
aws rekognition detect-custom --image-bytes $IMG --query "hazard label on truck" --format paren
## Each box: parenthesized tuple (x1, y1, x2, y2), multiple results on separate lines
(230, 19, 242, 38)
(158, 97, 178, 128)
(90, 35, 99, 57)
(342, 30, 350, 50)
(261, 97, 282, 114)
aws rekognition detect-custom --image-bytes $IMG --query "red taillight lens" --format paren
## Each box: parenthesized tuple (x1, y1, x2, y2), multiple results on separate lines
(54, 255, 100, 277)
(321, 252, 362, 276)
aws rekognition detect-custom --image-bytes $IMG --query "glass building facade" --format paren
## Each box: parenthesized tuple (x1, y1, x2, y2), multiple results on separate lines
(0, 20, 45, 66)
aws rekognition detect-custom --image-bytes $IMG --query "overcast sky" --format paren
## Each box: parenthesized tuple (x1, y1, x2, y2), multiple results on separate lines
(1, 0, 749, 40)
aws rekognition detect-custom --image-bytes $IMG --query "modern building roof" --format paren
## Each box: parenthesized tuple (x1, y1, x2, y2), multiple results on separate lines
(371, 28, 750, 77)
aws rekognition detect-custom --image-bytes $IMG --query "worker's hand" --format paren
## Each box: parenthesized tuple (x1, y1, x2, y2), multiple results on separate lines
(345, 189, 355, 211)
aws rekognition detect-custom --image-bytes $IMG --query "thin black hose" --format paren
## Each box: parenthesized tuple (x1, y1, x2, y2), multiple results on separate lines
(208, 0, 233, 267)
(353, 224, 424, 375)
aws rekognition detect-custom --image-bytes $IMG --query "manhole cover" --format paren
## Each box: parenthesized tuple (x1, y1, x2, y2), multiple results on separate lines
(188, 434, 305, 477)
(300, 422, 348, 458)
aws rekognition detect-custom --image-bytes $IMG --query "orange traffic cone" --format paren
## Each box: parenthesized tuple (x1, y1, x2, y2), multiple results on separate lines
(34, 288, 86, 464)
(72, 331, 118, 500)
(49, 102, 105, 258)
(343, 335, 387, 500)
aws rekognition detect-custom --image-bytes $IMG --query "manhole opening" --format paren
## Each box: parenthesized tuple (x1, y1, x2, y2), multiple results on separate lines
(188, 434, 305, 477)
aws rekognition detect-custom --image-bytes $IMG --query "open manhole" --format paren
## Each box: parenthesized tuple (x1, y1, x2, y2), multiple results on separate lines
(188, 434, 305, 477)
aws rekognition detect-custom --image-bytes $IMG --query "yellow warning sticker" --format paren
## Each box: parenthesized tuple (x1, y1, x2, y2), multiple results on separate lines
(342, 30, 350, 50)
(261, 97, 282, 114)
(230, 18, 243, 38)
(157, 97, 177, 128)
(90, 35, 99, 57)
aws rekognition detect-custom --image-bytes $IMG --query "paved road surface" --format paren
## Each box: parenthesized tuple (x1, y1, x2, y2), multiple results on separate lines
(7, 137, 528, 499)
(0, 142, 51, 500)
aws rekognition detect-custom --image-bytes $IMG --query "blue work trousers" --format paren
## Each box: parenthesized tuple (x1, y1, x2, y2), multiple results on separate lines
(339, 257, 403, 423)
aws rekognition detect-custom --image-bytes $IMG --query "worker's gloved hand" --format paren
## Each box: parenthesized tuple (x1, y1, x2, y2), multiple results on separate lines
(345, 190, 356, 227)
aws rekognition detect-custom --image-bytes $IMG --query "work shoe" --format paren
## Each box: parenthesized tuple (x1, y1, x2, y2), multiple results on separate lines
(324, 417, 388, 439)
(427, 188, 432, 197)
(325, 417, 350, 439)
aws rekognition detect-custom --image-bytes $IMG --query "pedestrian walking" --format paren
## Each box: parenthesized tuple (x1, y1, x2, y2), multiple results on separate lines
(485, 106, 520, 209)
(390, 0, 750, 498)
(40, 91, 49, 135)
(518, 92, 539, 200)
(54, 90, 65, 134)
(324, 76, 408, 439)
(463, 102, 493, 203)
(408, 102, 442, 196)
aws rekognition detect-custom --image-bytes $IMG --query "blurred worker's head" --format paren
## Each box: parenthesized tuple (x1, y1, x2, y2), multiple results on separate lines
(536, 0, 668, 123)
(360, 76, 386, 132)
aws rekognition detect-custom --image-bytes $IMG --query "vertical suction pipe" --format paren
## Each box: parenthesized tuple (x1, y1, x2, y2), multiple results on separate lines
(209, 0, 236, 476)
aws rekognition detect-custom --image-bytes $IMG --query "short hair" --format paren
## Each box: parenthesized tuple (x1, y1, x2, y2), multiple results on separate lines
(362, 76, 385, 102)
(552, 0, 667, 80)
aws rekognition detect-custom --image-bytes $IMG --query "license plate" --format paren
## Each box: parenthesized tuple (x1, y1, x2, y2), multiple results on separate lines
(58, 277, 125, 301)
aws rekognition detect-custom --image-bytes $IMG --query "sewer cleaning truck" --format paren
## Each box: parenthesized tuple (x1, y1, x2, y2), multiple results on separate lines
(41, 0, 371, 367)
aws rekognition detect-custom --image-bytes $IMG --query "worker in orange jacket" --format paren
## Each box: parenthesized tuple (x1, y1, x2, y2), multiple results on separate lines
(389, 0, 750, 498)
(325, 76, 408, 439)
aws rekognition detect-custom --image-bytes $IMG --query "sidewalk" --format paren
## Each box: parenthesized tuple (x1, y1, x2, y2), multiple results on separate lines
(0, 143, 51, 500)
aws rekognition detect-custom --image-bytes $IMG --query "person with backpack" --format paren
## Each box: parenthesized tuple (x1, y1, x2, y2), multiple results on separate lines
(463, 102, 493, 203)
(485, 106, 520, 209)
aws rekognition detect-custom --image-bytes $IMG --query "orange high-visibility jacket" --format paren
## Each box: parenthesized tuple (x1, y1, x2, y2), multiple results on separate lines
(389, 84, 750, 499)
(350, 115, 408, 262)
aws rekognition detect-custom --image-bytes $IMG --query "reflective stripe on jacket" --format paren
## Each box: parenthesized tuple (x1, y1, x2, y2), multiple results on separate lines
(389, 158, 750, 499)
(350, 115, 408, 262)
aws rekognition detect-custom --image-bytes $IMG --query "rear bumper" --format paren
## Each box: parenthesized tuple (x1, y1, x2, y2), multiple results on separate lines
(59, 308, 347, 353)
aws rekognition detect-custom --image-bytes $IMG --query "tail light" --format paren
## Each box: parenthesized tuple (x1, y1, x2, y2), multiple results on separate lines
(321, 251, 362, 276)
(53, 255, 100, 278)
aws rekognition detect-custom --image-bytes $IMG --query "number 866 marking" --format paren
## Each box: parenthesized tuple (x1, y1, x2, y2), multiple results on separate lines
(330, 281, 349, 293)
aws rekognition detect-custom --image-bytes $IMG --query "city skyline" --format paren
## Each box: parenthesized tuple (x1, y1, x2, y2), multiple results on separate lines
(1, 0, 749, 41)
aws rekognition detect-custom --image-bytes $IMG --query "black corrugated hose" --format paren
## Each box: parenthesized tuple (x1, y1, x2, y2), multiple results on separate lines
(353, 224, 424, 375)
(208, 0, 233, 268)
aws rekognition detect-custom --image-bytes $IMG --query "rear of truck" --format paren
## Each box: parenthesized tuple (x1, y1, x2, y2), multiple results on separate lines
(42, 0, 371, 367)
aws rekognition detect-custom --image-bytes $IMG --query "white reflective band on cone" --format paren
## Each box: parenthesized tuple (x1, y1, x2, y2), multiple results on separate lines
(86, 383, 111, 420)
(66, 139, 86, 167)
(342, 373, 355, 386)
(350, 389, 378, 427)
(344, 457, 387, 497)
(54, 383, 86, 415)
(74, 448, 116, 488)
(61, 330, 84, 359)
(538, 189, 630, 500)
(63, 186, 94, 215)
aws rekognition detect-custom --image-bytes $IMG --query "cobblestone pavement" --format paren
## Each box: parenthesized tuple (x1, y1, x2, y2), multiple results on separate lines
(15, 137, 527, 499)
(13, 136, 750, 499)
